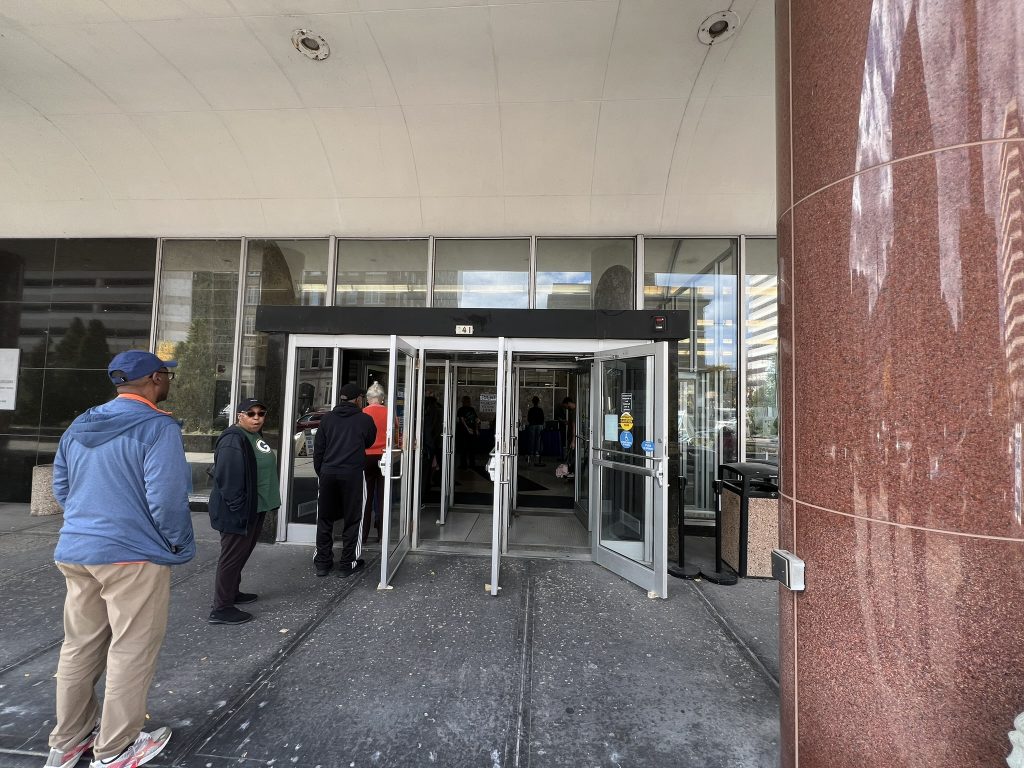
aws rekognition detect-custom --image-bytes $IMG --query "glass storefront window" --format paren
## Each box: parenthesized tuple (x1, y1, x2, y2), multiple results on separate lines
(645, 238, 738, 513)
(155, 240, 241, 496)
(242, 239, 329, 401)
(536, 238, 635, 309)
(744, 239, 778, 463)
(433, 239, 529, 308)
(336, 239, 427, 307)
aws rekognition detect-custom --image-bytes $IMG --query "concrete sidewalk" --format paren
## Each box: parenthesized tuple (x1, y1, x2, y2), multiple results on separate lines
(0, 503, 779, 768)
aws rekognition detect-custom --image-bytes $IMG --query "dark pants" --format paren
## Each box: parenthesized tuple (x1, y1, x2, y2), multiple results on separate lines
(457, 431, 477, 467)
(315, 471, 364, 568)
(212, 511, 267, 610)
(363, 454, 384, 540)
(526, 424, 544, 457)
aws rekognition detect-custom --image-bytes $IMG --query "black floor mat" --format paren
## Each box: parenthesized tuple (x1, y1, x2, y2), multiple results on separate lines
(514, 495, 573, 510)
(469, 465, 551, 493)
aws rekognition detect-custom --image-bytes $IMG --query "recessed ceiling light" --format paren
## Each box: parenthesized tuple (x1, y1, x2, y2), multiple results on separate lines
(291, 29, 329, 60)
(697, 11, 739, 45)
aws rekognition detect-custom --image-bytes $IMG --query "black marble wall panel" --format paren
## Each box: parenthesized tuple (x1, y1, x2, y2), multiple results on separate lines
(0, 239, 157, 501)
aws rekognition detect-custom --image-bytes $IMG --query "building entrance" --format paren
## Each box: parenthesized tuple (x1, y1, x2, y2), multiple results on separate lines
(277, 328, 671, 597)
(418, 353, 587, 558)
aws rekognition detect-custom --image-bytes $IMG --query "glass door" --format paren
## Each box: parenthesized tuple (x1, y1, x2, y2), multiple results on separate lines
(507, 364, 520, 523)
(378, 335, 419, 588)
(573, 368, 591, 530)
(488, 338, 511, 596)
(438, 359, 455, 525)
(590, 342, 669, 597)
(502, 355, 518, 552)
(282, 345, 337, 536)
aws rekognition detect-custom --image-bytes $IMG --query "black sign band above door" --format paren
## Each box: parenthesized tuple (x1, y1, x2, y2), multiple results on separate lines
(256, 307, 689, 341)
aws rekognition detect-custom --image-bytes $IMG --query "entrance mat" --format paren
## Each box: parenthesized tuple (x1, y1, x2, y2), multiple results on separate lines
(422, 488, 570, 509)
(515, 496, 573, 510)
(455, 491, 495, 506)
(514, 474, 550, 493)
(470, 466, 550, 493)
(419, 488, 499, 506)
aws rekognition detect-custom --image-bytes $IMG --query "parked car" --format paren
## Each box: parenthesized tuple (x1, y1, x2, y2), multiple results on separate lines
(295, 408, 330, 432)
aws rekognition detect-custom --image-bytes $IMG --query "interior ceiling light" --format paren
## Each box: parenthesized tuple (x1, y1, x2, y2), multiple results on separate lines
(291, 29, 329, 60)
(697, 10, 739, 45)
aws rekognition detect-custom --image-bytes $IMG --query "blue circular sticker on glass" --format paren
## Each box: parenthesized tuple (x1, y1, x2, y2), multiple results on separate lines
(619, 431, 633, 449)
(641, 440, 655, 452)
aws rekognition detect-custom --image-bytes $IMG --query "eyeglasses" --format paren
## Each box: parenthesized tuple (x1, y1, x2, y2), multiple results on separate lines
(154, 370, 175, 380)
(245, 410, 267, 418)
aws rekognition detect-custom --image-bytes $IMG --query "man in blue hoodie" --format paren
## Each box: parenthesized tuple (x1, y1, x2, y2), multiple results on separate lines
(46, 350, 195, 768)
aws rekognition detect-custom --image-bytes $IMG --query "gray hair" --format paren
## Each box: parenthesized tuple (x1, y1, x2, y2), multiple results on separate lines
(366, 381, 386, 404)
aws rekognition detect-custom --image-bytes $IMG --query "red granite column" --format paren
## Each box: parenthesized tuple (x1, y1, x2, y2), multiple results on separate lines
(777, 2, 1024, 766)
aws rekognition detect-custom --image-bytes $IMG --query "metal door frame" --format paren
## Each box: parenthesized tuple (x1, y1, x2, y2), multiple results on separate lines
(379, 334, 418, 588)
(279, 333, 394, 544)
(438, 359, 455, 525)
(589, 341, 669, 598)
(488, 337, 510, 595)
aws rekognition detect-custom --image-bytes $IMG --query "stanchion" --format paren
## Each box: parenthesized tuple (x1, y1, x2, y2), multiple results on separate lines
(668, 475, 737, 585)
(667, 476, 700, 579)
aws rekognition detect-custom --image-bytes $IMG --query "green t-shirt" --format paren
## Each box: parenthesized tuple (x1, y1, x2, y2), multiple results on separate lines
(245, 431, 281, 513)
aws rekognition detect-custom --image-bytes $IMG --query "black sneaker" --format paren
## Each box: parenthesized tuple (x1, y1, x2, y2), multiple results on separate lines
(208, 606, 253, 625)
(315, 564, 332, 577)
(234, 592, 258, 604)
(336, 559, 366, 578)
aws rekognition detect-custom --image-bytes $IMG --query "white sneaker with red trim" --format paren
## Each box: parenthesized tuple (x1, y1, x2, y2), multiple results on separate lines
(44, 725, 97, 768)
(88, 728, 171, 768)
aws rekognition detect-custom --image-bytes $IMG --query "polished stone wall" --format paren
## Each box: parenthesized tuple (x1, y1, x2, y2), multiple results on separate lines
(0, 239, 157, 501)
(777, 1, 1024, 765)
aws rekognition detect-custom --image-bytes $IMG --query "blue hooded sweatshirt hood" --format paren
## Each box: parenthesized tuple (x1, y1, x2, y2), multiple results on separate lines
(65, 400, 168, 447)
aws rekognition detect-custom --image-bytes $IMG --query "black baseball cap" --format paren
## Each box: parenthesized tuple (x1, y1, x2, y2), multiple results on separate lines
(339, 383, 365, 401)
(237, 397, 267, 413)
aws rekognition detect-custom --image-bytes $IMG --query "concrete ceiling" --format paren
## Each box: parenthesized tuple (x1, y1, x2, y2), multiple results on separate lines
(0, 0, 775, 238)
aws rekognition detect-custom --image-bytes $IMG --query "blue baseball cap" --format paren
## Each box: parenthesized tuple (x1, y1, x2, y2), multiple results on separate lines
(107, 350, 177, 385)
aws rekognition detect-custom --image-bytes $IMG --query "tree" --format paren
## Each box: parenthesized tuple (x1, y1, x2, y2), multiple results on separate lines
(168, 318, 218, 433)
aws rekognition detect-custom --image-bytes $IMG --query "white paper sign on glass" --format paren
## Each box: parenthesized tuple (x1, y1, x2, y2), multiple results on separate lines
(0, 349, 19, 410)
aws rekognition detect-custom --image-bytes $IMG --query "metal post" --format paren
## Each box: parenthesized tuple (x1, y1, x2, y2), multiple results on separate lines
(667, 476, 699, 579)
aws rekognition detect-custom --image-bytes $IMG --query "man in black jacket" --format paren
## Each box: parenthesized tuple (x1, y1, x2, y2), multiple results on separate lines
(208, 398, 280, 625)
(313, 383, 377, 577)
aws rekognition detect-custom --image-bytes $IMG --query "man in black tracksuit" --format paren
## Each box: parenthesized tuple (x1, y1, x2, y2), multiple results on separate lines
(313, 382, 377, 577)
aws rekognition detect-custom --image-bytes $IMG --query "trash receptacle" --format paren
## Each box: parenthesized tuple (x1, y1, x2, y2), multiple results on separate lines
(718, 462, 779, 578)
(30, 464, 62, 517)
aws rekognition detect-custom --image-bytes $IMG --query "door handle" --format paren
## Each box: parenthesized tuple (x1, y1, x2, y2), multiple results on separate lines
(382, 450, 402, 479)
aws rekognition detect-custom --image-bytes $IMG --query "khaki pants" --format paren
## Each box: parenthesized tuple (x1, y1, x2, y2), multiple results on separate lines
(50, 562, 170, 761)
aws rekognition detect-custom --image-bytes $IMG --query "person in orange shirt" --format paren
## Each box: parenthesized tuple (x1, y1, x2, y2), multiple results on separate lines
(362, 382, 397, 544)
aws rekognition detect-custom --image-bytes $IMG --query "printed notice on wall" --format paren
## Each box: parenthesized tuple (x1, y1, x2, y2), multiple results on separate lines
(0, 349, 19, 410)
